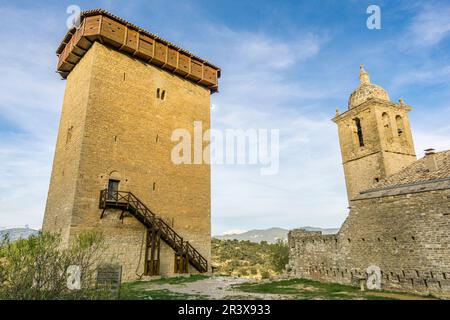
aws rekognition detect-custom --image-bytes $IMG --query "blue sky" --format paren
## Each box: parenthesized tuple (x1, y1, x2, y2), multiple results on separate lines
(1, 0, 450, 234)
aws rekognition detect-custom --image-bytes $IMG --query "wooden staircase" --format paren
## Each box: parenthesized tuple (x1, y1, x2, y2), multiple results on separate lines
(99, 190, 208, 274)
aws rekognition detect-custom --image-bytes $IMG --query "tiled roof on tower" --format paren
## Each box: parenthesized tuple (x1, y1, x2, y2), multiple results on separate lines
(348, 65, 390, 109)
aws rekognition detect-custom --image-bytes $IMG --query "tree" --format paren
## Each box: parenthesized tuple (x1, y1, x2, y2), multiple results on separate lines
(270, 239, 289, 273)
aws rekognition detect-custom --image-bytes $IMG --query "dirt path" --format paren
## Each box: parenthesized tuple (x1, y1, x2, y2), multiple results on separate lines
(138, 276, 437, 300)
(145, 276, 288, 300)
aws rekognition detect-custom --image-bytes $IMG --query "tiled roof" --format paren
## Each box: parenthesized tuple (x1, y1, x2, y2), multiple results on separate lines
(365, 150, 450, 192)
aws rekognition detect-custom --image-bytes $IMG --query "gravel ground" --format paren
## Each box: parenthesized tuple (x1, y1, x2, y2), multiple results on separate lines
(145, 276, 288, 300)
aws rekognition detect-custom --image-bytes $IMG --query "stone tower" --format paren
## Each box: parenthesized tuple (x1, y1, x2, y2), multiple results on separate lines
(333, 66, 416, 201)
(42, 9, 220, 280)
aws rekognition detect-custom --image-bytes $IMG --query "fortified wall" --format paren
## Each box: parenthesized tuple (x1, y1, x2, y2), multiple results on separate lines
(288, 177, 450, 297)
(288, 66, 450, 298)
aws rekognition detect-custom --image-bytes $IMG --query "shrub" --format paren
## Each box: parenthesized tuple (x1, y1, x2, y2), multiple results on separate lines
(270, 239, 289, 272)
(0, 231, 112, 300)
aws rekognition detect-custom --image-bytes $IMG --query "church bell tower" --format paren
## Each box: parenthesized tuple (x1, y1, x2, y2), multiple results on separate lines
(333, 66, 416, 201)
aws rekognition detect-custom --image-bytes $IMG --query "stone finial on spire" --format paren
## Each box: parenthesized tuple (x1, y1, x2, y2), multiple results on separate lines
(359, 64, 371, 85)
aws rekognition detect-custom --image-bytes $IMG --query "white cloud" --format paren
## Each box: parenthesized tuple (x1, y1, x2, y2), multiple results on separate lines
(204, 24, 351, 235)
(405, 4, 450, 47)
(234, 32, 321, 70)
(0, 6, 63, 228)
(391, 65, 450, 88)
(414, 126, 450, 156)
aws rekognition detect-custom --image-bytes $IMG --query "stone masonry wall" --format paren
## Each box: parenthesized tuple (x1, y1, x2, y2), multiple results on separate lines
(43, 42, 211, 280)
(288, 185, 450, 298)
(335, 101, 416, 201)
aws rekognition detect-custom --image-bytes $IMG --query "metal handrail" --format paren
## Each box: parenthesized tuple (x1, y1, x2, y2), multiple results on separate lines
(99, 189, 208, 272)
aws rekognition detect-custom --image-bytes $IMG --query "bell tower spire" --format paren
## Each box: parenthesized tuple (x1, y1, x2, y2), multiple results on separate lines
(359, 64, 371, 84)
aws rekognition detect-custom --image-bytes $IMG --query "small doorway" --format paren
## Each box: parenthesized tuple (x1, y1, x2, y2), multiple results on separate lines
(174, 254, 189, 274)
(108, 179, 120, 200)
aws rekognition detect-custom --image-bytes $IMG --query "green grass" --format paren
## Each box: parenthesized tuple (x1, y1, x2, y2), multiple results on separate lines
(120, 288, 207, 300)
(233, 278, 404, 300)
(147, 274, 210, 285)
(119, 275, 436, 300)
(119, 275, 210, 300)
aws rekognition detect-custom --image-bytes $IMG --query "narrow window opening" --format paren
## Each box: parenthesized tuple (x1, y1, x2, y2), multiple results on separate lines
(156, 88, 160, 99)
(382, 112, 393, 142)
(396, 115, 404, 137)
(161, 90, 166, 101)
(354, 118, 364, 147)
(152, 182, 156, 191)
(66, 126, 73, 144)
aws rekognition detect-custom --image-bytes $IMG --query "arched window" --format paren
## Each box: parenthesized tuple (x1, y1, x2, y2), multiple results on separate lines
(396, 115, 404, 137)
(382, 112, 393, 142)
(354, 118, 364, 147)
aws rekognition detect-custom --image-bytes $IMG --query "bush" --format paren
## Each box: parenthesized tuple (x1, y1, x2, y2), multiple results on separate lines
(212, 238, 289, 277)
(0, 231, 113, 300)
(270, 239, 289, 272)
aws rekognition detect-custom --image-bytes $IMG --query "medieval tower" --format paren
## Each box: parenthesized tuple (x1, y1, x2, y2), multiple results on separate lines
(42, 9, 220, 280)
(333, 65, 416, 201)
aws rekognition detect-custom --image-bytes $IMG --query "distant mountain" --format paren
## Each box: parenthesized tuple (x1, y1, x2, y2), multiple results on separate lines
(214, 227, 339, 244)
(0, 228, 40, 241)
